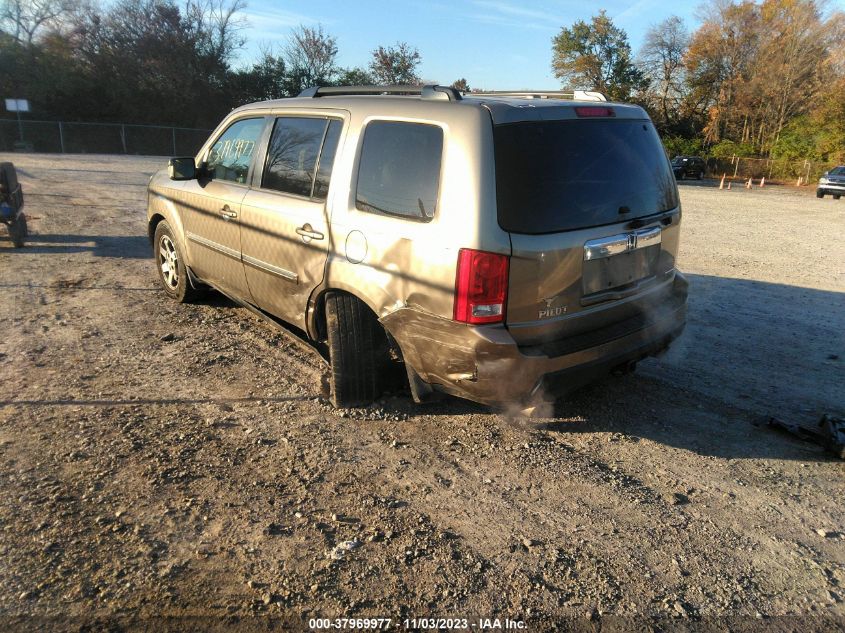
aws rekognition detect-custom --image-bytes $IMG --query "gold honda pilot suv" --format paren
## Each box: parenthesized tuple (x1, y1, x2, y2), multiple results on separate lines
(147, 85, 688, 409)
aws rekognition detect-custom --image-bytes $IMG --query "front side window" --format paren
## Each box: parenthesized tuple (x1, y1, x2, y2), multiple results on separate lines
(206, 118, 264, 184)
(262, 117, 329, 198)
(356, 121, 443, 221)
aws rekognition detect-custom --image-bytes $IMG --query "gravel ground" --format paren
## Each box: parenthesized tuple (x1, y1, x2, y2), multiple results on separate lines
(0, 154, 843, 632)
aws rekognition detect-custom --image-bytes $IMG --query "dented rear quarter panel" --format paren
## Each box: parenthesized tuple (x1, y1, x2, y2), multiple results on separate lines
(309, 100, 511, 335)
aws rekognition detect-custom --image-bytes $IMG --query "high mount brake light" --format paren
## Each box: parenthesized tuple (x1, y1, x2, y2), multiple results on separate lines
(575, 106, 615, 117)
(453, 249, 509, 325)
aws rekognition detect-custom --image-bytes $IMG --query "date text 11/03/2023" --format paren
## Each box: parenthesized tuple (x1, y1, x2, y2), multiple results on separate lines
(308, 617, 527, 630)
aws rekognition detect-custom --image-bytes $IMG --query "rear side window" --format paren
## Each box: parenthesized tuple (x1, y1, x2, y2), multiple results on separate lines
(263, 117, 339, 199)
(356, 121, 443, 221)
(206, 118, 264, 184)
(494, 119, 679, 234)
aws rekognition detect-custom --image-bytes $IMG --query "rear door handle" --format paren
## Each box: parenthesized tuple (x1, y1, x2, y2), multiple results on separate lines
(219, 205, 237, 219)
(296, 223, 324, 241)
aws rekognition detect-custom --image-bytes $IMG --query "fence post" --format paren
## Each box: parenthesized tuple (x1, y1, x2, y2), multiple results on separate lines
(172, 127, 177, 155)
(120, 124, 127, 154)
(16, 110, 24, 143)
(58, 121, 65, 153)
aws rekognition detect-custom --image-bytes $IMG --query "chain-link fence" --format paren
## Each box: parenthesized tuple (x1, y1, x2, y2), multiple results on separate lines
(705, 156, 838, 185)
(4, 119, 839, 184)
(0, 119, 212, 155)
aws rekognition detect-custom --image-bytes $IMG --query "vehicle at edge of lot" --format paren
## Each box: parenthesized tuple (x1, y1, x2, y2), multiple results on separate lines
(817, 165, 845, 199)
(0, 162, 26, 248)
(146, 85, 688, 409)
(671, 155, 705, 180)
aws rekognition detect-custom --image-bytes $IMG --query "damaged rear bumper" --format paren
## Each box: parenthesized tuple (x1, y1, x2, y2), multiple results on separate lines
(381, 272, 688, 407)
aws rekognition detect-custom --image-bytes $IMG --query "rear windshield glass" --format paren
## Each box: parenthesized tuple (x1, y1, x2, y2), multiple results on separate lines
(494, 119, 678, 234)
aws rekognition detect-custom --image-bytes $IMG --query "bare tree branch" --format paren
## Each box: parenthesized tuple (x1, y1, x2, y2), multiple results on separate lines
(369, 42, 420, 85)
(283, 23, 338, 89)
(0, 0, 82, 43)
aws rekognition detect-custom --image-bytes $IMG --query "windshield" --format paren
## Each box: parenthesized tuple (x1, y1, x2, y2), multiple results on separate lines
(830, 166, 845, 176)
(494, 119, 679, 234)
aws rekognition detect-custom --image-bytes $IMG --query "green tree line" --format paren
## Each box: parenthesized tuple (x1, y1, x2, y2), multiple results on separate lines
(0, 0, 429, 128)
(2, 0, 843, 162)
(553, 3, 845, 162)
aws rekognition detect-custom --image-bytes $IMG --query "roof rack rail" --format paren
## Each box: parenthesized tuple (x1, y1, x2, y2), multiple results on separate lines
(298, 84, 463, 101)
(468, 90, 607, 102)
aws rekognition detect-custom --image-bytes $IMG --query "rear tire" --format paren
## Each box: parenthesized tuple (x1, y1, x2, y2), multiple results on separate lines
(325, 292, 388, 408)
(153, 220, 201, 303)
(9, 214, 26, 248)
(817, 190, 825, 198)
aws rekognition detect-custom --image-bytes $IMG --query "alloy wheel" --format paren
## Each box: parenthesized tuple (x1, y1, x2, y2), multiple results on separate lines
(159, 235, 179, 289)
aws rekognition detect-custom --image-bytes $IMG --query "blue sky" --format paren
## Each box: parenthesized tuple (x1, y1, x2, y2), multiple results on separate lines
(235, 0, 704, 89)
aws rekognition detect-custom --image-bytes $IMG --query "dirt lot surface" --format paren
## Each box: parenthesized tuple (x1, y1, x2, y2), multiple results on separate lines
(0, 154, 843, 632)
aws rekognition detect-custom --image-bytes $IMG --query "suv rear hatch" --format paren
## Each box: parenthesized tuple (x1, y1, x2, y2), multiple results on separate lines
(493, 107, 682, 348)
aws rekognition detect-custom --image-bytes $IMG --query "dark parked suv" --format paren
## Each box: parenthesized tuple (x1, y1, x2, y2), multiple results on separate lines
(671, 156, 705, 180)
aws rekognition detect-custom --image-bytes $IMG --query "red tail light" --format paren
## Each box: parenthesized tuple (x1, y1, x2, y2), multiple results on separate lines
(453, 248, 509, 325)
(575, 106, 615, 117)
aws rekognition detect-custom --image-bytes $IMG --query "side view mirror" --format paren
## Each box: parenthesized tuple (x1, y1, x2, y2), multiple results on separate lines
(168, 157, 197, 180)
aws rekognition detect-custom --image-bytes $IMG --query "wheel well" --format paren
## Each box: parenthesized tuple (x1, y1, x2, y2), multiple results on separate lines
(318, 289, 407, 399)
(313, 290, 329, 341)
(314, 289, 399, 357)
(314, 288, 379, 342)
(148, 214, 165, 245)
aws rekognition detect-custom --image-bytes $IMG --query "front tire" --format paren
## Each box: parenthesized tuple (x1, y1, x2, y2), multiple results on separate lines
(834, 195, 841, 200)
(325, 292, 388, 407)
(153, 220, 201, 303)
(817, 190, 825, 198)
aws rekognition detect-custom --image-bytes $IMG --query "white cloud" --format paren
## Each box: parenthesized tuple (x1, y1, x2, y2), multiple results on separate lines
(463, 0, 567, 30)
(241, 8, 327, 38)
(470, 0, 561, 21)
(465, 12, 556, 30)
(613, 0, 662, 23)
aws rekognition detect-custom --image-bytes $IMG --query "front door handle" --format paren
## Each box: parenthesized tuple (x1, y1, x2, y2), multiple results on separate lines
(296, 223, 324, 241)
(219, 205, 237, 219)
